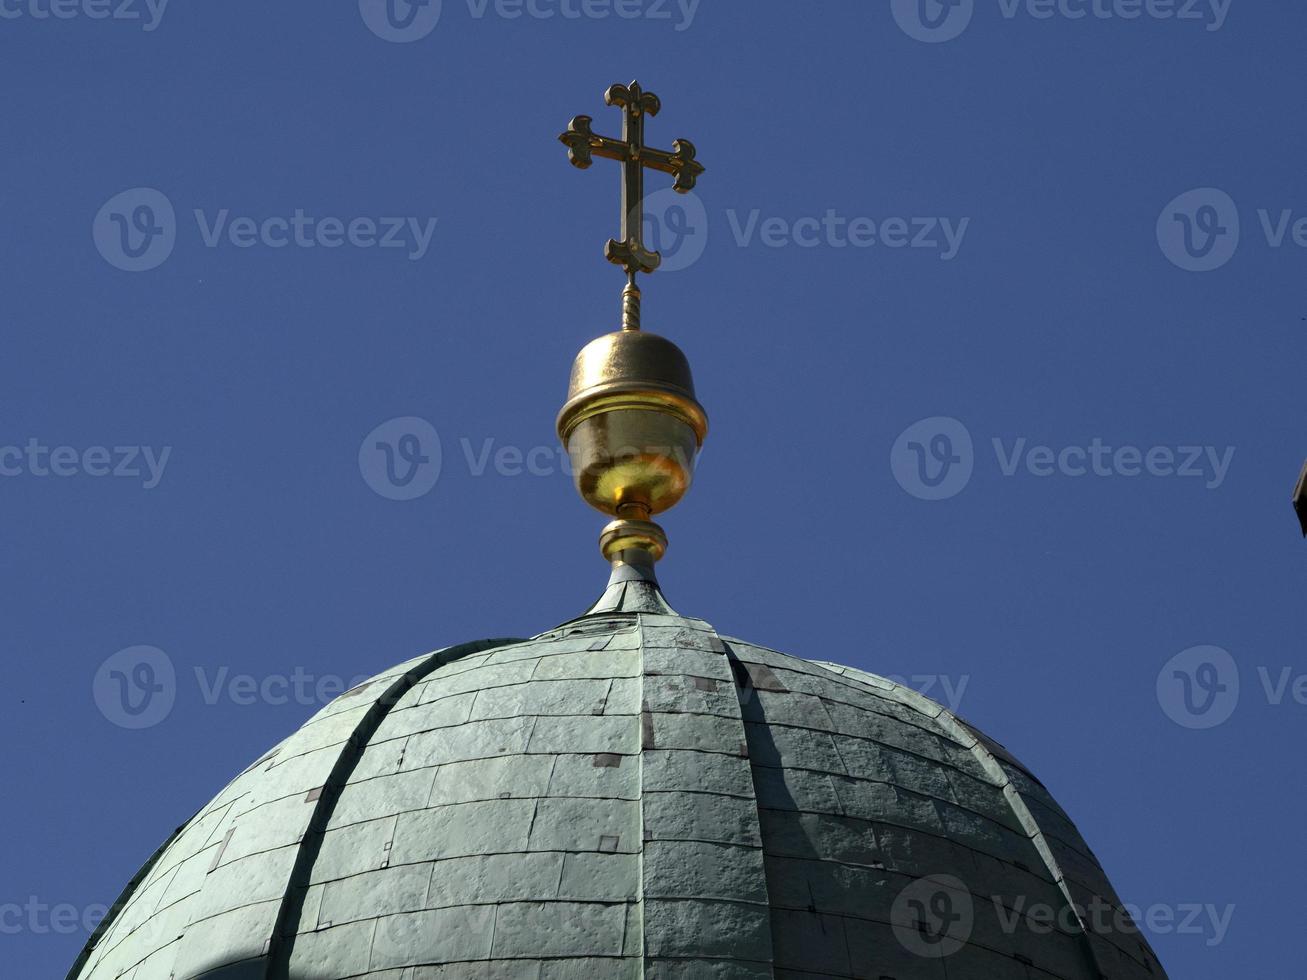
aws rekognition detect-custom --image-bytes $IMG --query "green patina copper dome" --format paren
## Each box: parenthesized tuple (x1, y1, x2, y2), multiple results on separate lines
(68, 572, 1166, 980)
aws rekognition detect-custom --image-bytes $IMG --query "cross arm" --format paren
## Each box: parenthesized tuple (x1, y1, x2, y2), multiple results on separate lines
(640, 139, 704, 192)
(559, 116, 629, 170)
(560, 116, 703, 192)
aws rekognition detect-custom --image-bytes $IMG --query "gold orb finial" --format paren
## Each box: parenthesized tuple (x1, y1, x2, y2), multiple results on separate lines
(556, 317, 707, 563)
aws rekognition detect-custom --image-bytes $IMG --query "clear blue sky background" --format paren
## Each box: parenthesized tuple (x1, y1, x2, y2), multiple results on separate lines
(2, 1, 1301, 976)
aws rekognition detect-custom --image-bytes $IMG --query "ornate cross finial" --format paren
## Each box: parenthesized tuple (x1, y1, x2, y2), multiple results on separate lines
(559, 80, 704, 329)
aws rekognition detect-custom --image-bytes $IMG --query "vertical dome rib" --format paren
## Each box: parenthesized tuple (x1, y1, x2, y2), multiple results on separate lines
(66, 638, 524, 980)
(811, 659, 1165, 978)
(263, 637, 524, 979)
(635, 615, 776, 976)
(281, 616, 652, 976)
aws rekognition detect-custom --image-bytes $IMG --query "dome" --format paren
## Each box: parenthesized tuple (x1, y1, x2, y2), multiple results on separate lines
(68, 576, 1166, 980)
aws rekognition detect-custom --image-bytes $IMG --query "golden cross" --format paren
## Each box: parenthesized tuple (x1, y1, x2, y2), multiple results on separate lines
(559, 81, 704, 282)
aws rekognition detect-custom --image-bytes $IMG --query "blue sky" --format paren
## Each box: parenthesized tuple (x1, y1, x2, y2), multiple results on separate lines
(2, 1, 1302, 976)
